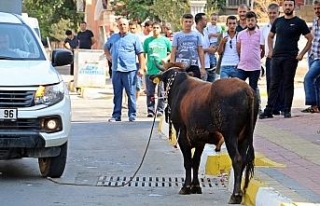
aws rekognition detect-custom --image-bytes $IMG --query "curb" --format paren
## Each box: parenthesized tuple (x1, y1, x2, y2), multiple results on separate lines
(158, 116, 319, 206)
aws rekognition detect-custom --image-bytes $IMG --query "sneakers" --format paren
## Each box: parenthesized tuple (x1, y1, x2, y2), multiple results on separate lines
(156, 112, 163, 117)
(147, 112, 154, 118)
(129, 118, 136, 122)
(283, 112, 291, 118)
(108, 118, 121, 122)
(259, 110, 273, 119)
(272, 110, 281, 115)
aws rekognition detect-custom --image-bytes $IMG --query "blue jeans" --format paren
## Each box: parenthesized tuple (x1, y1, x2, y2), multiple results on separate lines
(206, 68, 217, 82)
(304, 58, 320, 106)
(220, 65, 237, 79)
(111, 70, 137, 120)
(209, 42, 218, 67)
(145, 75, 165, 114)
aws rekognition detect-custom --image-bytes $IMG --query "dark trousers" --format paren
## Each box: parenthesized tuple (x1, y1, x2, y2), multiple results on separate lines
(265, 58, 284, 112)
(108, 60, 112, 79)
(70, 50, 74, 75)
(266, 56, 298, 112)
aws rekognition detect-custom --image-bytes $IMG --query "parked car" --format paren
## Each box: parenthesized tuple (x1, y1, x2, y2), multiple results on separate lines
(0, 12, 72, 178)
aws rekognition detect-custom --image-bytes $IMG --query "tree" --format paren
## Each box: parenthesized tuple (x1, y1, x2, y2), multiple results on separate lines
(252, 0, 282, 21)
(112, 0, 189, 30)
(113, 0, 155, 23)
(206, 0, 227, 14)
(23, 0, 83, 40)
(151, 0, 190, 30)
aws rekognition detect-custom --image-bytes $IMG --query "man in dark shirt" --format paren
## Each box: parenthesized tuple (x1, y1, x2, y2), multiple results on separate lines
(260, 0, 313, 119)
(77, 21, 96, 49)
(236, 4, 249, 32)
(64, 30, 79, 75)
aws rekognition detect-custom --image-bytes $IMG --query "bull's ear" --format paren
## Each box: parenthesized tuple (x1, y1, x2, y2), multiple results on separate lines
(149, 74, 162, 84)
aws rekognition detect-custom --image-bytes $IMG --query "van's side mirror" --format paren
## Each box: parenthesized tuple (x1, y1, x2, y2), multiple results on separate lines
(52, 49, 73, 67)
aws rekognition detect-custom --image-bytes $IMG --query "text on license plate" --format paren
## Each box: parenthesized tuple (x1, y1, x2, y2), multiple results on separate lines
(0, 108, 17, 119)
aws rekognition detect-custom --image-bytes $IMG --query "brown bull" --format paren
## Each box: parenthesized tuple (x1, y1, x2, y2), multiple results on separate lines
(152, 63, 259, 204)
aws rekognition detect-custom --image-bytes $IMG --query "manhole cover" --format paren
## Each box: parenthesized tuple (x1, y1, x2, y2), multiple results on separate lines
(97, 176, 227, 188)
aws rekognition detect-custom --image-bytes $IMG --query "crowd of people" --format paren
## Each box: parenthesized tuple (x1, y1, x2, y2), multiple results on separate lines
(73, 0, 319, 122)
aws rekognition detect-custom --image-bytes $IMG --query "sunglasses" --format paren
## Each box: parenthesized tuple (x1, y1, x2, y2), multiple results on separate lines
(229, 40, 232, 49)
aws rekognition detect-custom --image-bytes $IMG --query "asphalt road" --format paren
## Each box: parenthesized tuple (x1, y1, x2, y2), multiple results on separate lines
(0, 67, 234, 206)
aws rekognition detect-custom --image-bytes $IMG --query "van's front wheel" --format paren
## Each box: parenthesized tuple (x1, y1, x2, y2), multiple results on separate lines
(38, 142, 68, 178)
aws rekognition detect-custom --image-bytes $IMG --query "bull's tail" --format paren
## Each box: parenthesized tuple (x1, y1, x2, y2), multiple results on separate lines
(243, 91, 257, 192)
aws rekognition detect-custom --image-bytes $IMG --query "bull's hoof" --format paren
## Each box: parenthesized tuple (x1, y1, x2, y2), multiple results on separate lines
(190, 185, 202, 194)
(228, 194, 242, 204)
(214, 147, 221, 152)
(179, 187, 191, 195)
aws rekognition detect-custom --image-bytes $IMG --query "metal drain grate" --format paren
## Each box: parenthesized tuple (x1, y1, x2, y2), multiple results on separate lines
(97, 176, 225, 187)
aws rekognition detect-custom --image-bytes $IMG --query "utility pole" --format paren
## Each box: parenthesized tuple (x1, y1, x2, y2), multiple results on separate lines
(0, 0, 22, 14)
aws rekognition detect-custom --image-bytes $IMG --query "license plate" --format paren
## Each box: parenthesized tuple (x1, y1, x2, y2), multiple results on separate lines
(0, 108, 17, 120)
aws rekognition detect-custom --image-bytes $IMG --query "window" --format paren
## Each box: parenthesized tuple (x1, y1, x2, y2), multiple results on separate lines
(227, 0, 248, 7)
(305, 0, 313, 5)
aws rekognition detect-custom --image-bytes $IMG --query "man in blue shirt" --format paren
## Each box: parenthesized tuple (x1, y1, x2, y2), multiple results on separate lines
(104, 18, 145, 122)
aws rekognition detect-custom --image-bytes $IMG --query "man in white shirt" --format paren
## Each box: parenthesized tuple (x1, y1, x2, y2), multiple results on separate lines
(261, 3, 284, 115)
(195, 13, 217, 82)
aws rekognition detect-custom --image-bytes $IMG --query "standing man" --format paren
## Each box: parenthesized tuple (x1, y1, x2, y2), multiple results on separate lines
(164, 23, 174, 41)
(236, 4, 249, 32)
(64, 30, 79, 75)
(261, 3, 284, 115)
(170, 13, 205, 78)
(217, 15, 239, 78)
(260, 0, 313, 119)
(77, 21, 96, 49)
(104, 18, 145, 122)
(302, 0, 320, 113)
(143, 22, 172, 117)
(236, 11, 265, 93)
(195, 13, 217, 82)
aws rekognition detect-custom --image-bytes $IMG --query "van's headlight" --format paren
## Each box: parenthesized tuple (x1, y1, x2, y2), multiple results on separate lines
(34, 82, 65, 106)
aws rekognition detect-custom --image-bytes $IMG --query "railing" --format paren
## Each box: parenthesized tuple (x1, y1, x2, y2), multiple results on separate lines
(227, 0, 248, 7)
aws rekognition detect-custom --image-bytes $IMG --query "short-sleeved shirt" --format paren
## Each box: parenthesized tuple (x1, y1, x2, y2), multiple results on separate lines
(105, 32, 143, 72)
(237, 28, 263, 71)
(236, 23, 247, 32)
(77, 30, 94, 49)
(309, 18, 320, 60)
(206, 24, 222, 43)
(271, 16, 310, 57)
(196, 29, 210, 68)
(64, 36, 79, 50)
(143, 36, 172, 75)
(172, 31, 203, 66)
(261, 23, 273, 57)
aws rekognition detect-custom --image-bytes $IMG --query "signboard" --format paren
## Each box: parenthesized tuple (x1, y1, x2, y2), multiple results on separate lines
(74, 49, 108, 88)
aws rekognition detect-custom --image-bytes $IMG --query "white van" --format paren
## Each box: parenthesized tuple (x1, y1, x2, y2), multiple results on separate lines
(21, 13, 41, 38)
(0, 12, 72, 178)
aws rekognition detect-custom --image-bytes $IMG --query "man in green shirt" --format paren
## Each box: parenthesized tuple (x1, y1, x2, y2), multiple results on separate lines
(143, 22, 172, 117)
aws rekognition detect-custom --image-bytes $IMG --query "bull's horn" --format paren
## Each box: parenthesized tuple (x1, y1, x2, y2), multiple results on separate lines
(154, 59, 165, 71)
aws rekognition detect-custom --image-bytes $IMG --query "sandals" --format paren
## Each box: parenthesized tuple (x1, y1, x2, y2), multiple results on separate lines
(301, 106, 320, 113)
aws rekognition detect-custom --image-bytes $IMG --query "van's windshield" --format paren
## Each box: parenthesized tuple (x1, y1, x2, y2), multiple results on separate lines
(0, 23, 45, 60)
